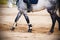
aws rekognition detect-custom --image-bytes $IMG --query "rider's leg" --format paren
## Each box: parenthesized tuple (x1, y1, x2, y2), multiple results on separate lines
(16, 0, 19, 5)
(27, 0, 32, 12)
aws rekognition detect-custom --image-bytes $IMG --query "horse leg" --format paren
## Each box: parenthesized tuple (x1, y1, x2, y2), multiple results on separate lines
(23, 11, 32, 32)
(47, 8, 57, 33)
(8, 0, 13, 8)
(57, 16, 60, 31)
(11, 11, 22, 31)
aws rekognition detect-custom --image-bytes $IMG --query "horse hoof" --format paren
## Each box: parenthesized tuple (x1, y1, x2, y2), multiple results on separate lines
(28, 29, 32, 32)
(59, 28, 60, 31)
(10, 27, 15, 31)
(50, 30, 54, 33)
(47, 32, 53, 35)
(59, 30, 60, 31)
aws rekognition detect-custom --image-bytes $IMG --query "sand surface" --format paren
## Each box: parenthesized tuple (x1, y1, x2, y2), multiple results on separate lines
(0, 6, 60, 40)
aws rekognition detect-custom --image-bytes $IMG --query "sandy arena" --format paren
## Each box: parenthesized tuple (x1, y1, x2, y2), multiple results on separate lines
(0, 6, 60, 40)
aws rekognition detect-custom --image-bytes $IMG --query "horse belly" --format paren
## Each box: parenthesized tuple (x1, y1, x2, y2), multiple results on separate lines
(32, 0, 52, 12)
(32, 4, 45, 12)
(32, 0, 46, 11)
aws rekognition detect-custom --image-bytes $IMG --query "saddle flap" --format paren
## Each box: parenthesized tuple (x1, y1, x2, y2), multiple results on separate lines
(23, 0, 38, 4)
(30, 0, 38, 4)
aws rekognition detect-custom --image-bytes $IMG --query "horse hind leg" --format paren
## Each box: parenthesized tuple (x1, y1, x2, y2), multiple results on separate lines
(47, 8, 57, 33)
(23, 11, 32, 32)
(11, 11, 22, 31)
(57, 16, 60, 31)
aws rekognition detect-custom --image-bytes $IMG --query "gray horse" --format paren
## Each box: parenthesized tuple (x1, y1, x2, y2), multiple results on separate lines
(9, 0, 60, 33)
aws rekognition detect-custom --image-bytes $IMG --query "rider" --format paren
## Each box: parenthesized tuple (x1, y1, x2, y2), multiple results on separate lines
(27, 0, 32, 12)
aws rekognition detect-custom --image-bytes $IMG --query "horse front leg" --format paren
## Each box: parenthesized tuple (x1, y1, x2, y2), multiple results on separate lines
(7, 0, 13, 8)
(47, 9, 57, 33)
(11, 11, 22, 31)
(23, 11, 32, 32)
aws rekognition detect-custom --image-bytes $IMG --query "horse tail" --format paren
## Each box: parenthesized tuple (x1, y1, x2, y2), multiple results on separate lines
(56, 0, 60, 16)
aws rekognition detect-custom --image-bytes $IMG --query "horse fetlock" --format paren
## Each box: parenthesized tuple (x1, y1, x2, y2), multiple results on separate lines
(15, 23, 17, 26)
(28, 24, 32, 32)
(50, 30, 54, 33)
(10, 23, 17, 31)
(28, 24, 32, 27)
(13, 23, 17, 27)
(28, 24, 32, 29)
(10, 27, 15, 31)
(28, 29, 32, 32)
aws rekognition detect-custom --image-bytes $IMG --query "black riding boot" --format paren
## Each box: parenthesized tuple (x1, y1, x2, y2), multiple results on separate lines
(27, 0, 32, 12)
(16, 0, 19, 5)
